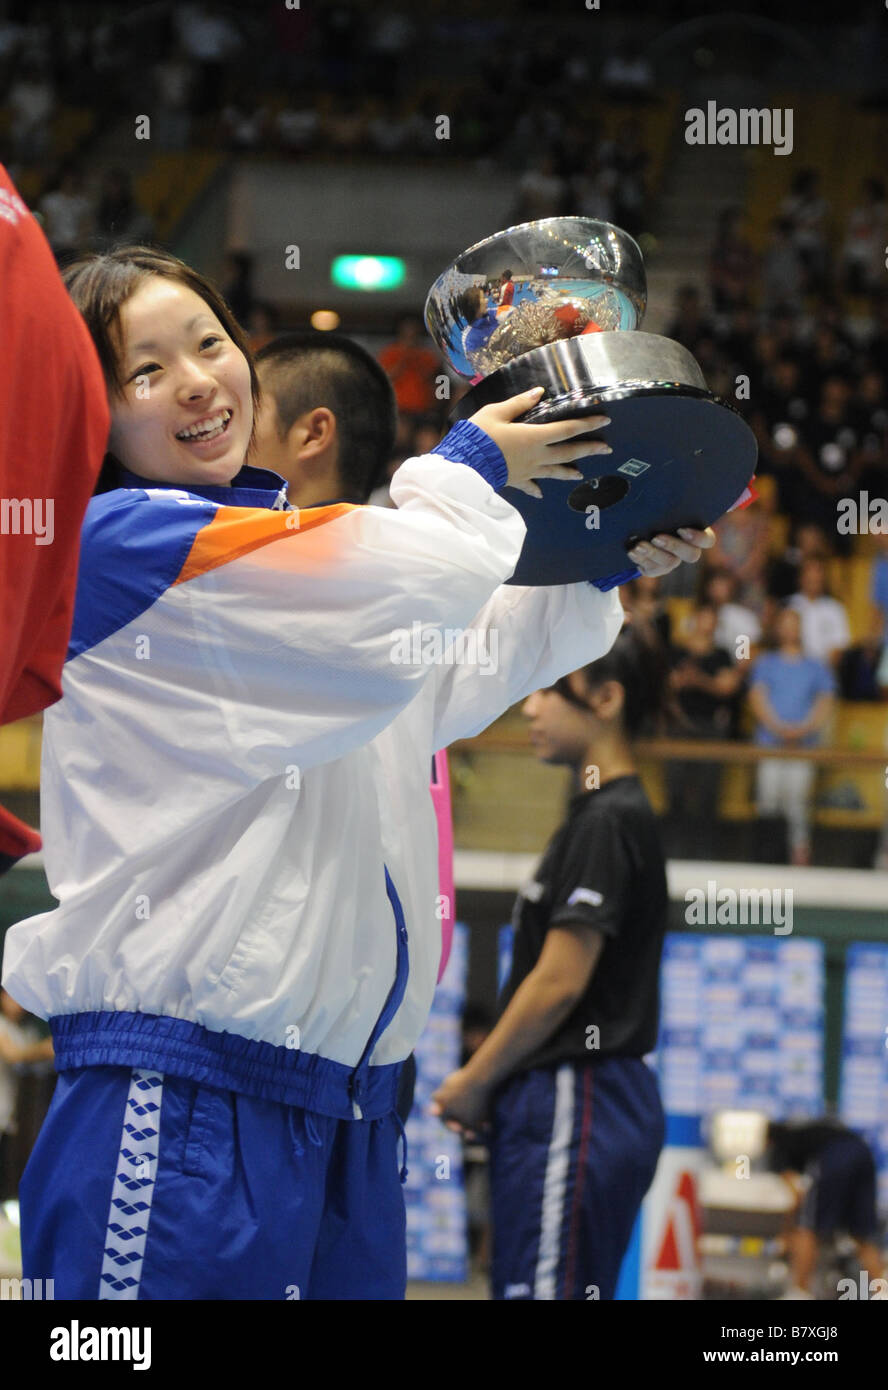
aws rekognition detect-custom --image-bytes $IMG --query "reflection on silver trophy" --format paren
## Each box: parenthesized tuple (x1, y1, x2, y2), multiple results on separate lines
(424, 217, 758, 587)
(426, 216, 646, 379)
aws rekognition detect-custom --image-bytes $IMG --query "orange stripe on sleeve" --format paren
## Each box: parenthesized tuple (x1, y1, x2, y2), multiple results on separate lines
(173, 502, 358, 587)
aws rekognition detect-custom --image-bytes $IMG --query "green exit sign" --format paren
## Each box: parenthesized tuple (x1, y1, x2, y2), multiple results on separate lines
(330, 255, 406, 291)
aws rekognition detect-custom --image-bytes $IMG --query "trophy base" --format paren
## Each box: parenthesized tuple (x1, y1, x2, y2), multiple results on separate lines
(453, 335, 758, 586)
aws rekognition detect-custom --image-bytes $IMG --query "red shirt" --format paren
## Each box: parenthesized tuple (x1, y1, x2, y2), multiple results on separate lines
(377, 343, 440, 416)
(0, 164, 109, 867)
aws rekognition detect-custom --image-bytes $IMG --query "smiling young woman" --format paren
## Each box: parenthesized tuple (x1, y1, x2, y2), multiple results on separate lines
(62, 246, 261, 493)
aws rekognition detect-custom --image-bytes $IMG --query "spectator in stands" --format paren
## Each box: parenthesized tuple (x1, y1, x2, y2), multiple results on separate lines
(705, 356, 736, 407)
(748, 325, 780, 398)
(768, 521, 833, 601)
(838, 611, 887, 701)
(220, 82, 270, 151)
(701, 566, 763, 658)
(864, 292, 888, 380)
(666, 602, 742, 851)
(38, 163, 94, 267)
(515, 37, 565, 97)
(690, 331, 723, 382)
(87, 18, 135, 118)
(152, 41, 196, 151)
(802, 326, 855, 396)
(709, 208, 756, 314)
(621, 575, 671, 648)
(377, 315, 442, 418)
(784, 377, 863, 552)
(842, 177, 888, 296)
(276, 93, 322, 156)
(761, 216, 807, 311)
(599, 40, 654, 101)
(93, 168, 153, 251)
(512, 100, 564, 157)
(749, 605, 836, 866)
(316, 0, 366, 94)
(175, 0, 242, 117)
(366, 97, 412, 156)
(401, 93, 449, 157)
(558, 117, 594, 177)
(780, 168, 830, 296)
(7, 57, 55, 163)
(852, 367, 888, 493)
(873, 641, 888, 868)
(245, 302, 280, 354)
(716, 303, 757, 376)
(571, 151, 616, 224)
(750, 356, 810, 501)
(753, 354, 809, 444)
(515, 150, 567, 221)
(365, 9, 416, 101)
(608, 117, 649, 238)
(666, 284, 715, 355)
(220, 250, 255, 327)
(771, 305, 804, 356)
(709, 499, 771, 611)
(870, 532, 888, 639)
(788, 557, 851, 668)
(325, 93, 370, 154)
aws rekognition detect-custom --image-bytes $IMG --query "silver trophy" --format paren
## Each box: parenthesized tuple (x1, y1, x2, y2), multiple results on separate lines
(425, 217, 757, 585)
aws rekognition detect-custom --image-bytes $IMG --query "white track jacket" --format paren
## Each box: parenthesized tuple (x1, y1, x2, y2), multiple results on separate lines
(2, 422, 623, 1120)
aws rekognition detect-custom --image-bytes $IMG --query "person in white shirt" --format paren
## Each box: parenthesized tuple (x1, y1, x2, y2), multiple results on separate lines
(39, 165, 93, 263)
(788, 557, 851, 668)
(702, 567, 762, 660)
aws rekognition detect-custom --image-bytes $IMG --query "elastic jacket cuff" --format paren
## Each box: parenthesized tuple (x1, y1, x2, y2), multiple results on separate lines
(431, 419, 508, 491)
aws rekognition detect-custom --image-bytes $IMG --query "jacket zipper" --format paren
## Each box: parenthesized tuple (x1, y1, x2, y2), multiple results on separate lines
(348, 865, 410, 1119)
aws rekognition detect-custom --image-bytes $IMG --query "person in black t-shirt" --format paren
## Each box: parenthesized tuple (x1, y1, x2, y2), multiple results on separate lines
(837, 612, 887, 701)
(666, 602, 742, 855)
(432, 621, 671, 1300)
(781, 376, 863, 554)
(766, 1117, 884, 1299)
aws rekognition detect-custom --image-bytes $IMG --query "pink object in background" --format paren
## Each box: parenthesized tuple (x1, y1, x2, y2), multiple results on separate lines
(430, 749, 455, 983)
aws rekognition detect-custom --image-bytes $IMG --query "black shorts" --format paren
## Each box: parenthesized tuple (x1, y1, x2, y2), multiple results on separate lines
(799, 1132, 879, 1241)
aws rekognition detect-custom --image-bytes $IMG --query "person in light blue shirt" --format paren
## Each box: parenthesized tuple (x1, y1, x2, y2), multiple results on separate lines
(871, 540, 888, 638)
(749, 605, 835, 864)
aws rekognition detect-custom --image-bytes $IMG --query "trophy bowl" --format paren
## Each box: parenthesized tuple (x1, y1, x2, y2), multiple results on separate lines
(424, 217, 757, 587)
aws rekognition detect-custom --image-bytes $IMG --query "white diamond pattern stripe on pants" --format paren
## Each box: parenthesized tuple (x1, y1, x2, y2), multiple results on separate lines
(533, 1064, 575, 1300)
(98, 1069, 164, 1300)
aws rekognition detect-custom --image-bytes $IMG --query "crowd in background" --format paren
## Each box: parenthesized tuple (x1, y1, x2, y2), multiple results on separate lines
(4, 2, 888, 867)
(356, 175, 888, 867)
(615, 184, 888, 865)
(1, 1, 660, 258)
